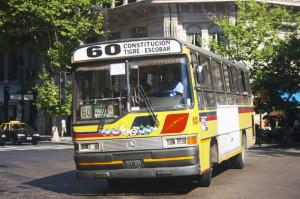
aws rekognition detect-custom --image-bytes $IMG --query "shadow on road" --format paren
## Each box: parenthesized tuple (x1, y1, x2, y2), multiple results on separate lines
(24, 166, 230, 196)
(248, 144, 300, 157)
(24, 170, 198, 196)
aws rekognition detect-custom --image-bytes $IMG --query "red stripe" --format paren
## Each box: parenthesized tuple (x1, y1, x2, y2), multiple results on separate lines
(74, 133, 112, 139)
(207, 115, 217, 121)
(239, 108, 254, 113)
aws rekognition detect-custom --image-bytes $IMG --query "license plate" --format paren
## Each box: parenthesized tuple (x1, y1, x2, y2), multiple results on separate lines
(124, 160, 142, 168)
(27, 137, 32, 140)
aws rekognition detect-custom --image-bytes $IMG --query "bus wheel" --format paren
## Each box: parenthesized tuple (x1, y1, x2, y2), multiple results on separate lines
(0, 140, 5, 146)
(231, 134, 246, 169)
(198, 168, 212, 187)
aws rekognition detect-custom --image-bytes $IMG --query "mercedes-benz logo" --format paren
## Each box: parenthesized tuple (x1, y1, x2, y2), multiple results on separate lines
(126, 139, 137, 150)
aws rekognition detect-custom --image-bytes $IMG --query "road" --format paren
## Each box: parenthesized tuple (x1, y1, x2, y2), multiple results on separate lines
(0, 143, 300, 199)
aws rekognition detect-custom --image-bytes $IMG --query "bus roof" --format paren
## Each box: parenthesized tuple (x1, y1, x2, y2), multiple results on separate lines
(71, 37, 248, 72)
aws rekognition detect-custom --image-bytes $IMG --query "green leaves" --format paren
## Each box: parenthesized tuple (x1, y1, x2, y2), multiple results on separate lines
(34, 69, 71, 117)
(0, 0, 111, 117)
(211, 0, 294, 66)
(211, 0, 300, 113)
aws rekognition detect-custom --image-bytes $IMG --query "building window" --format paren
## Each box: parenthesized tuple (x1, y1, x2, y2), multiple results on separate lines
(186, 25, 201, 47)
(131, 27, 147, 38)
(209, 25, 227, 51)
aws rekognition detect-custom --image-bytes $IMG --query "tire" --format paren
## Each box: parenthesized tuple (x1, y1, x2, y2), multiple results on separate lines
(230, 134, 246, 169)
(198, 168, 212, 187)
(0, 140, 5, 146)
(32, 141, 38, 145)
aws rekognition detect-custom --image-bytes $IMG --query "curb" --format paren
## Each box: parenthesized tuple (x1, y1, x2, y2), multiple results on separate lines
(40, 141, 73, 145)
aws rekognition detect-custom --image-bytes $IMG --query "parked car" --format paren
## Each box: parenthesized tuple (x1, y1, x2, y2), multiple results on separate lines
(0, 121, 39, 145)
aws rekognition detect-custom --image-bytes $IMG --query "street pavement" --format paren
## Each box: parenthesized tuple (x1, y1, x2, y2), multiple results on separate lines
(0, 143, 299, 199)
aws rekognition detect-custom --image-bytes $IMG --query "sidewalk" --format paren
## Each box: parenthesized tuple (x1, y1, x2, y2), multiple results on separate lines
(39, 135, 73, 145)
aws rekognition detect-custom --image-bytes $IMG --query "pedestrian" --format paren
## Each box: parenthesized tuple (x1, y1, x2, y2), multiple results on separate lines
(61, 119, 66, 137)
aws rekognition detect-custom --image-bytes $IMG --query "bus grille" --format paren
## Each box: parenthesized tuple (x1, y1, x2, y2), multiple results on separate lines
(102, 137, 163, 152)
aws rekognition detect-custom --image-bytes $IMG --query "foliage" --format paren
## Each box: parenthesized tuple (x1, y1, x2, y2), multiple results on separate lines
(211, 0, 300, 113)
(33, 69, 72, 117)
(0, 0, 111, 117)
(253, 35, 300, 113)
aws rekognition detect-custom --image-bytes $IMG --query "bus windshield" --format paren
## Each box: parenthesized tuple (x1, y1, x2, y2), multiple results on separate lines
(75, 56, 192, 122)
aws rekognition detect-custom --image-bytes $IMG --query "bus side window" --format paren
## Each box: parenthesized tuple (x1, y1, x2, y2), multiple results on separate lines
(238, 69, 248, 105)
(245, 72, 252, 105)
(191, 52, 198, 67)
(211, 60, 226, 105)
(223, 64, 234, 105)
(199, 56, 215, 108)
(230, 66, 241, 104)
(238, 70, 247, 93)
(193, 54, 216, 109)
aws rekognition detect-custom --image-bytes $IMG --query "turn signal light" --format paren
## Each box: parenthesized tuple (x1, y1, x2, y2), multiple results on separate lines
(187, 136, 197, 145)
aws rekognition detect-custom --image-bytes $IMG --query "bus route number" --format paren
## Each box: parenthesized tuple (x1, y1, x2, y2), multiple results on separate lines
(86, 44, 121, 58)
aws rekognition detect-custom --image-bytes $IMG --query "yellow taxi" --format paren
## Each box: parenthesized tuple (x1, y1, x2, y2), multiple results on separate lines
(0, 121, 39, 145)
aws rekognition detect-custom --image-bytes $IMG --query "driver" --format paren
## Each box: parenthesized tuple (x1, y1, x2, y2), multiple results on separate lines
(148, 71, 184, 97)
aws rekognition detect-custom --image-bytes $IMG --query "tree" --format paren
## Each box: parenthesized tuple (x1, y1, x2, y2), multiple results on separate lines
(34, 69, 71, 117)
(210, 0, 300, 114)
(0, 0, 111, 127)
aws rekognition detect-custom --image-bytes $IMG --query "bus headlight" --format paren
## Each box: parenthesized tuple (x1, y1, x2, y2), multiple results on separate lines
(162, 135, 197, 148)
(77, 142, 101, 152)
(1, 134, 5, 138)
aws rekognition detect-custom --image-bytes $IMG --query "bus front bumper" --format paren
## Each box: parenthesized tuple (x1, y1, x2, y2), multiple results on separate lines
(75, 146, 200, 180)
(76, 165, 200, 180)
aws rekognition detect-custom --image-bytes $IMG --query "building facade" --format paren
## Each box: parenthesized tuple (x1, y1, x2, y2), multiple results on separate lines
(107, 0, 299, 48)
(0, 44, 49, 133)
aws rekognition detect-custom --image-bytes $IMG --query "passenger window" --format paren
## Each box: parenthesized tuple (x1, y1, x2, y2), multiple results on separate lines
(238, 70, 247, 93)
(191, 53, 198, 67)
(211, 61, 224, 92)
(223, 64, 232, 93)
(230, 66, 239, 94)
(194, 55, 216, 109)
(196, 56, 212, 89)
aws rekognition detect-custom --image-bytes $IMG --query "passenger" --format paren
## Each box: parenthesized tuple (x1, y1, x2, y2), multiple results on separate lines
(148, 71, 184, 97)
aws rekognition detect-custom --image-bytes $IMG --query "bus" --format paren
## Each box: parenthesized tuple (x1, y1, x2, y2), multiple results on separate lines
(71, 38, 255, 187)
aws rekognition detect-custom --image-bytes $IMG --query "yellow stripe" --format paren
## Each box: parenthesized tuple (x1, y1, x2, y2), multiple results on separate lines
(79, 161, 123, 166)
(144, 156, 194, 163)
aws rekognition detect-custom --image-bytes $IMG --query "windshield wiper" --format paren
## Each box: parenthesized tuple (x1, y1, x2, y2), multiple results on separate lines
(138, 85, 160, 127)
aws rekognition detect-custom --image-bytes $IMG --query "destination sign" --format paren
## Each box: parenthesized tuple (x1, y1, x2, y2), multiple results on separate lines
(72, 39, 182, 62)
